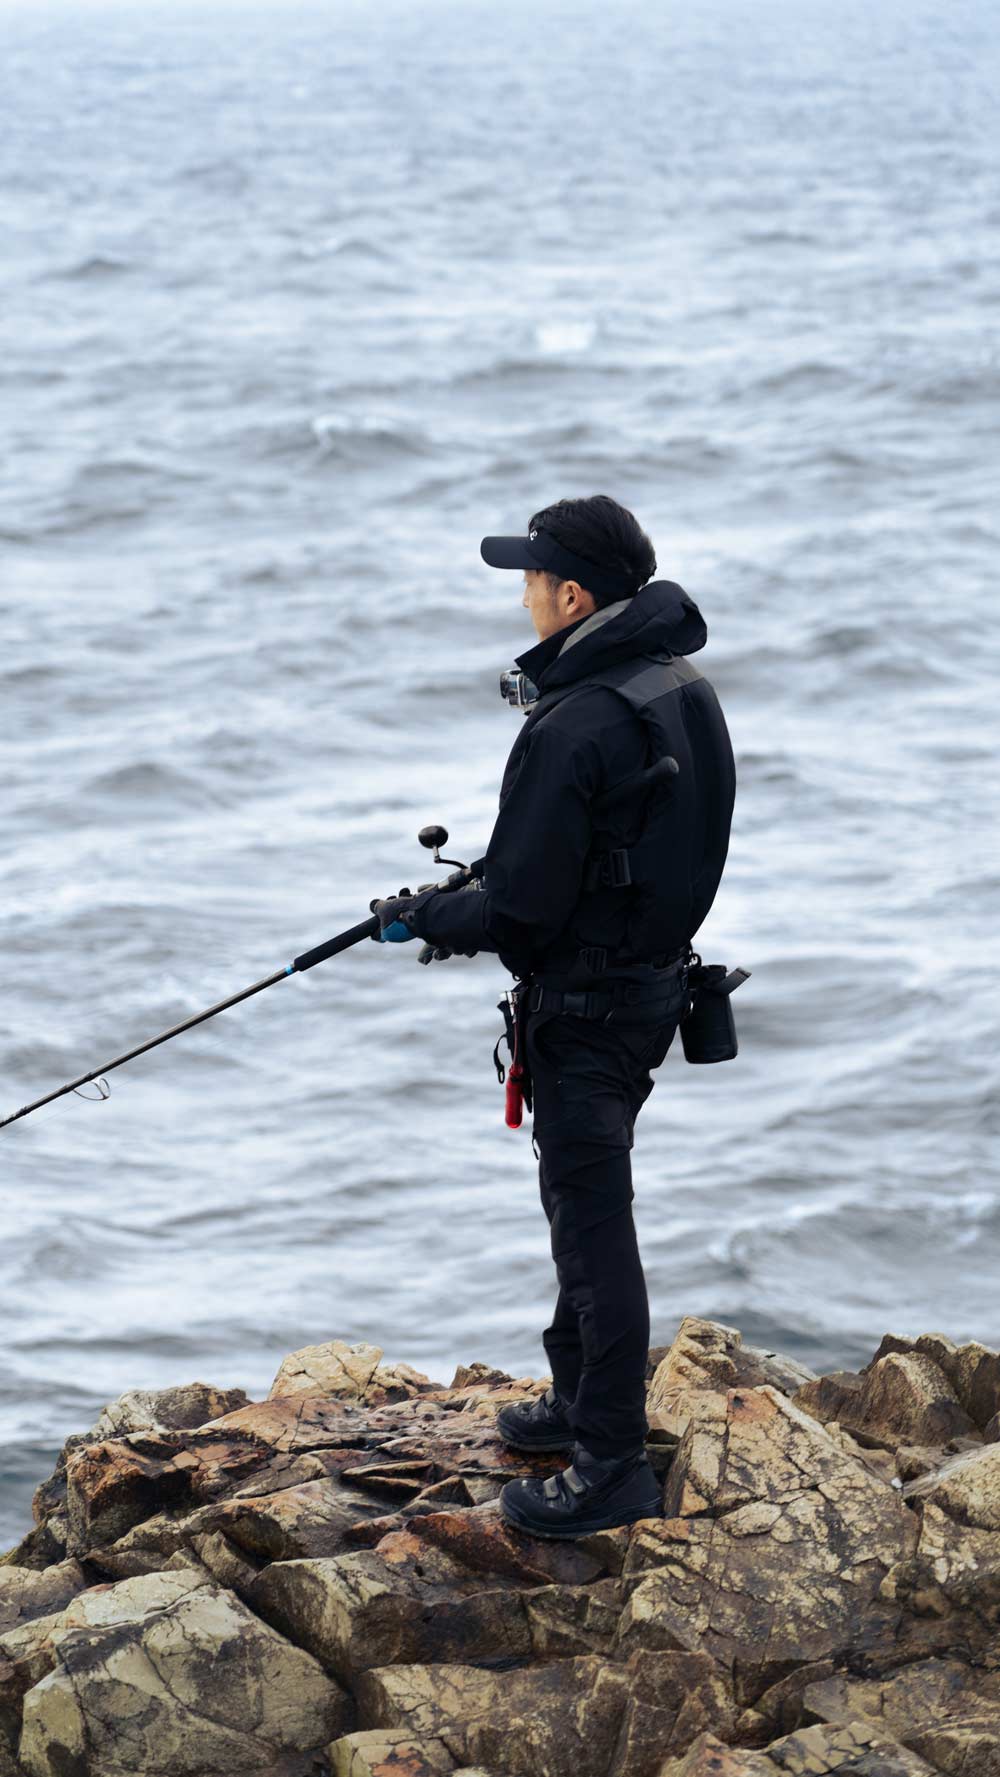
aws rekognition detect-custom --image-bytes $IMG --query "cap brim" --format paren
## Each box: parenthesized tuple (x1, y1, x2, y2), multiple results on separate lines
(480, 535, 537, 570)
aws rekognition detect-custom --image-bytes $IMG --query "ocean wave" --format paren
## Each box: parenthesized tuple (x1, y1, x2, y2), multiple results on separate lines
(733, 360, 856, 397)
(309, 412, 432, 460)
(84, 760, 232, 807)
(452, 356, 630, 389)
(45, 254, 135, 282)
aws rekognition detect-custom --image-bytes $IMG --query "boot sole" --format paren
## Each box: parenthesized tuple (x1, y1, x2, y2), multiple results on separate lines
(498, 1492, 663, 1540)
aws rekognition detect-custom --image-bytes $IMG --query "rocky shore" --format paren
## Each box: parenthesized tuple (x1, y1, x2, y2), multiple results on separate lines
(2, 1317, 1000, 1777)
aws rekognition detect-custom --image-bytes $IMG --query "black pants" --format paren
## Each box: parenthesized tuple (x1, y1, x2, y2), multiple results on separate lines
(525, 978, 687, 1461)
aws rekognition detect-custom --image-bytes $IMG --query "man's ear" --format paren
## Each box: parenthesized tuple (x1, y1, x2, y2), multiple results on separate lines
(563, 579, 595, 615)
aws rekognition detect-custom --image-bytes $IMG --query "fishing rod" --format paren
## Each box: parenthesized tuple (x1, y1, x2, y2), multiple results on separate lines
(0, 825, 482, 1132)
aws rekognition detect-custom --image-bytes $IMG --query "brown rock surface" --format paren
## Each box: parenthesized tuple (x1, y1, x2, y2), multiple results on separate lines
(646, 1318, 813, 1445)
(248, 1543, 532, 1678)
(879, 1500, 1000, 1664)
(796, 1351, 977, 1449)
(802, 1658, 1000, 1774)
(17, 1573, 350, 1776)
(268, 1338, 442, 1405)
(0, 1564, 88, 1636)
(619, 1386, 917, 1698)
(354, 1649, 737, 1777)
(900, 1440, 1000, 1530)
(658, 1722, 943, 1777)
(867, 1335, 1000, 1434)
(327, 1728, 458, 1776)
(7, 1318, 1000, 1777)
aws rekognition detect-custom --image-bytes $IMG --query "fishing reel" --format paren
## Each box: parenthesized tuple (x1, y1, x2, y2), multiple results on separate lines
(417, 825, 469, 873)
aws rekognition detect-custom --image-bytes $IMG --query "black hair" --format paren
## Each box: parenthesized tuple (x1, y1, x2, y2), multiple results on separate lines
(528, 493, 657, 608)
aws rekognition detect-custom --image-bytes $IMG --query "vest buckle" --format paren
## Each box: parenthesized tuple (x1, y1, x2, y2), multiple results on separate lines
(602, 848, 632, 888)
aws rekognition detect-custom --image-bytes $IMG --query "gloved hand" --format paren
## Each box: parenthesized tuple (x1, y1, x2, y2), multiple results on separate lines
(370, 891, 418, 944)
(417, 940, 456, 964)
(414, 879, 481, 963)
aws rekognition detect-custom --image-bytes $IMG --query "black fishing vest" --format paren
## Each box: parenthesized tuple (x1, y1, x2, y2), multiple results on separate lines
(526, 650, 736, 978)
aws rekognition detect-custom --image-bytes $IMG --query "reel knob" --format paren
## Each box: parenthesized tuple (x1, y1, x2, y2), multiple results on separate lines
(418, 825, 449, 852)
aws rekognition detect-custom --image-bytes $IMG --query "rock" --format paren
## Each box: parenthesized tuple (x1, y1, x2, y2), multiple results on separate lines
(449, 1361, 516, 1391)
(858, 1332, 1000, 1438)
(18, 1573, 350, 1776)
(523, 1576, 621, 1658)
(86, 1381, 250, 1441)
(737, 1342, 817, 1399)
(82, 1507, 206, 1579)
(646, 1318, 744, 1440)
(267, 1340, 437, 1405)
(619, 1387, 917, 1700)
(354, 1650, 737, 1777)
(248, 1543, 532, 1679)
(1, 1609, 66, 1756)
(822, 1425, 899, 1488)
(0, 1521, 67, 1577)
(63, 1426, 276, 1554)
(3, 1571, 210, 1761)
(369, 1360, 443, 1401)
(900, 1441, 1000, 1530)
(796, 1352, 977, 1449)
(654, 1745, 767, 1777)
(917, 1337, 1000, 1433)
(400, 1504, 608, 1588)
(602, 1648, 739, 1774)
(802, 1658, 1000, 1774)
(657, 1722, 942, 1777)
(647, 1319, 816, 1446)
(732, 1662, 838, 1746)
(879, 1500, 1000, 1664)
(24, 1382, 249, 1537)
(0, 1565, 88, 1635)
(0, 1744, 25, 1777)
(790, 1372, 867, 1429)
(194, 1474, 392, 1562)
(13, 1321, 1000, 1777)
(327, 1728, 458, 1776)
(185, 1528, 262, 1597)
(60, 1402, 423, 1562)
(858, 1353, 977, 1447)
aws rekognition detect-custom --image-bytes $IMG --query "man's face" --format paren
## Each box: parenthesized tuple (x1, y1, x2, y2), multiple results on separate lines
(522, 569, 596, 640)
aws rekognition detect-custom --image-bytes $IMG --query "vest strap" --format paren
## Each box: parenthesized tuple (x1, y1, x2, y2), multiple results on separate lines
(582, 847, 633, 891)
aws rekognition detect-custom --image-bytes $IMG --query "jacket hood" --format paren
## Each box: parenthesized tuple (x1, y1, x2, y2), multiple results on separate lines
(514, 579, 707, 694)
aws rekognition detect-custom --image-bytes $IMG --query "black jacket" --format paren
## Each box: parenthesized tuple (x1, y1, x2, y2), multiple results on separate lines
(413, 579, 736, 981)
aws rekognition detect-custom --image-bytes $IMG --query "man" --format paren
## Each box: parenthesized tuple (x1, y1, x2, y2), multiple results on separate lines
(373, 494, 736, 1539)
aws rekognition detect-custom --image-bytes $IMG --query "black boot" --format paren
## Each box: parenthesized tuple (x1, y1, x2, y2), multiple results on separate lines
(499, 1442, 662, 1540)
(495, 1383, 576, 1453)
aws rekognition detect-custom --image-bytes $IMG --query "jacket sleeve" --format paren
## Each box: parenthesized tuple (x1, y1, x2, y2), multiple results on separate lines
(407, 718, 600, 966)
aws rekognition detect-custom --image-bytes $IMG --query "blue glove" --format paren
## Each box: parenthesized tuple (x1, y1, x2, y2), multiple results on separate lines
(371, 894, 419, 943)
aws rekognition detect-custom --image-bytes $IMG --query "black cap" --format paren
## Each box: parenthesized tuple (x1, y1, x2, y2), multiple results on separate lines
(480, 527, 637, 603)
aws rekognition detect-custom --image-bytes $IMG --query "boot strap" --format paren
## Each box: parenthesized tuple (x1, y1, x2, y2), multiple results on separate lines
(543, 1466, 586, 1499)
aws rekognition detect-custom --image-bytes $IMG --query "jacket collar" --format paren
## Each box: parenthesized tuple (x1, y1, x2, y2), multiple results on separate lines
(514, 580, 708, 696)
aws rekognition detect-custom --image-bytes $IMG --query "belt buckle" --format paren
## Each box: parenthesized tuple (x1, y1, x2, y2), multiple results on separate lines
(563, 991, 588, 1018)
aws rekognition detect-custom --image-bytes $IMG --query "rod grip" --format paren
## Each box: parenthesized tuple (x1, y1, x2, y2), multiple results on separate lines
(293, 915, 380, 973)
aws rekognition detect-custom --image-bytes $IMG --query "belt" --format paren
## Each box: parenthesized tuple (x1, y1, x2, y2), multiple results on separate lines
(527, 952, 689, 1022)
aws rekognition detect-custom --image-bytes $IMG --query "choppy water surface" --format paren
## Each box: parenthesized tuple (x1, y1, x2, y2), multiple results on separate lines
(1, 0, 998, 1543)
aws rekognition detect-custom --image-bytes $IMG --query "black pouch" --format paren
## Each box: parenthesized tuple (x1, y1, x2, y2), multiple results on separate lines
(680, 957, 751, 1063)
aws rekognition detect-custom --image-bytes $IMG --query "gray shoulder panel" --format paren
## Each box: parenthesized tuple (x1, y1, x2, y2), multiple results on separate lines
(592, 652, 703, 709)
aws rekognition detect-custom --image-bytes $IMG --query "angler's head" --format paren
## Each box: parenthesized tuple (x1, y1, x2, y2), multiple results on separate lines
(481, 494, 657, 641)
